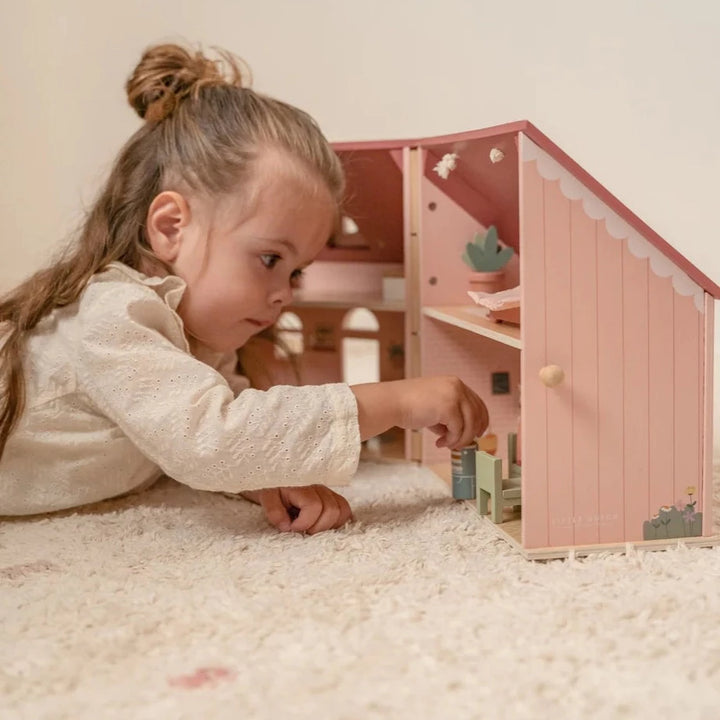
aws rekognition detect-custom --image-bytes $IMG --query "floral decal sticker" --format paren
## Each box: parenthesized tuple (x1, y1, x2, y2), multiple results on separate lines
(643, 487, 702, 540)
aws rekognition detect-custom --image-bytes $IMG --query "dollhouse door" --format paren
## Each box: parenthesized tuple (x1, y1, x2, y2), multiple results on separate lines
(519, 134, 709, 550)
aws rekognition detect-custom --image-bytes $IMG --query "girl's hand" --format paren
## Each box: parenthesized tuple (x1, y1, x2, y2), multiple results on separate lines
(398, 376, 490, 449)
(352, 376, 489, 450)
(242, 485, 353, 534)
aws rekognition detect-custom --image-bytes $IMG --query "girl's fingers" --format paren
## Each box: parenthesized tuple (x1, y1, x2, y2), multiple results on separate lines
(258, 488, 295, 531)
(429, 423, 449, 448)
(281, 485, 323, 533)
(305, 488, 343, 535)
(457, 397, 477, 448)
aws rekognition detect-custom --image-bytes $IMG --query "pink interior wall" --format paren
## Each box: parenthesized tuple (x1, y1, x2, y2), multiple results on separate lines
(421, 319, 521, 468)
(419, 177, 518, 308)
(418, 145, 521, 471)
(521, 142, 706, 550)
(318, 149, 404, 263)
(299, 262, 404, 297)
(422, 132, 520, 253)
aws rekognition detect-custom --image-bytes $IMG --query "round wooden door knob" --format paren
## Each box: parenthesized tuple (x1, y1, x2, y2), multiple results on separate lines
(539, 364, 565, 387)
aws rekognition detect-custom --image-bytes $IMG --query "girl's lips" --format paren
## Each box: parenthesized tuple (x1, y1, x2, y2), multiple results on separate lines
(247, 318, 271, 328)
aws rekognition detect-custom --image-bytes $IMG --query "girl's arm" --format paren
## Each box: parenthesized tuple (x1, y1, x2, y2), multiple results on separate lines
(351, 376, 488, 450)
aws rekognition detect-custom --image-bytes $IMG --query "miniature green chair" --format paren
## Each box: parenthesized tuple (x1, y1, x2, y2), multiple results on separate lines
(476, 433, 522, 523)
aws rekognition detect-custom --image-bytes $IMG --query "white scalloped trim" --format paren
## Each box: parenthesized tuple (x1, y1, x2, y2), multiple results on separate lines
(522, 136, 704, 312)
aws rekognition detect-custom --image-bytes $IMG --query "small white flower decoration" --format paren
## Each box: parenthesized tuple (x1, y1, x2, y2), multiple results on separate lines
(433, 153, 459, 179)
(489, 147, 505, 163)
(342, 216, 359, 235)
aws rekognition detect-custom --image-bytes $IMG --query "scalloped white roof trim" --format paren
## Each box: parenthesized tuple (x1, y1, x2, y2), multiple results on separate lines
(522, 136, 704, 312)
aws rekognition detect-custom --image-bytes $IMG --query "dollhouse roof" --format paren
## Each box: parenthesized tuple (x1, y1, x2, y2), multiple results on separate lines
(334, 121, 720, 299)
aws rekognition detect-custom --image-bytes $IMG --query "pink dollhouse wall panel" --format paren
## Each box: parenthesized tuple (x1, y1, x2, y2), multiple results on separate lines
(702, 294, 714, 535)
(520, 134, 708, 549)
(569, 200, 600, 546)
(647, 268, 675, 531)
(595, 220, 625, 544)
(520, 149, 549, 548)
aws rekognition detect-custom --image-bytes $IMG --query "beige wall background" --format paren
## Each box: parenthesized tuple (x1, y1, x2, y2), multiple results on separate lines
(2, 0, 719, 289)
(2, 0, 720, 440)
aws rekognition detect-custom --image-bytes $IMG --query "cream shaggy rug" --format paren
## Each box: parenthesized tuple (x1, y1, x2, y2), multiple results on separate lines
(2, 461, 720, 720)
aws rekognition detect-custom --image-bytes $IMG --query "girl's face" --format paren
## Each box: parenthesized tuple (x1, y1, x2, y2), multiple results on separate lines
(166, 163, 336, 353)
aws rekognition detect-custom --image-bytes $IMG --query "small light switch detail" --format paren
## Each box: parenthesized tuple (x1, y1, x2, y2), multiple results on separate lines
(491, 372, 510, 395)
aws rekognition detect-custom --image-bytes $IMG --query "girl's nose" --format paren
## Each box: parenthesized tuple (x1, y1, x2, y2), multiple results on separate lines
(269, 281, 293, 307)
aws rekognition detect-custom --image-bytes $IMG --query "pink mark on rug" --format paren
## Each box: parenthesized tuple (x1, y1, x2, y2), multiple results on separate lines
(168, 666, 237, 689)
(0, 560, 58, 580)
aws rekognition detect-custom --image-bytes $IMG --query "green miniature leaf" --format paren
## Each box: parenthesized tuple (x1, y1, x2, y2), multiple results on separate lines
(483, 245, 514, 271)
(482, 226, 499, 255)
(465, 242, 486, 270)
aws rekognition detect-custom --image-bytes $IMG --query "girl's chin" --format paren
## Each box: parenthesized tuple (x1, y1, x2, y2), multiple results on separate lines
(187, 331, 251, 355)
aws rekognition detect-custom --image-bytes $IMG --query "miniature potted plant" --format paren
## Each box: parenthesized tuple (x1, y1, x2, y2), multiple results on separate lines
(462, 225, 514, 293)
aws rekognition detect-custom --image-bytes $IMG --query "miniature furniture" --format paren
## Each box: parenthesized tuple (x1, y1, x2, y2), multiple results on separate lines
(476, 433, 522, 522)
(262, 121, 720, 558)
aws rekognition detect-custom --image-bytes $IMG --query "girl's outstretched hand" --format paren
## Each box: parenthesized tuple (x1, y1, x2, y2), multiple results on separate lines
(352, 376, 489, 450)
(242, 485, 353, 534)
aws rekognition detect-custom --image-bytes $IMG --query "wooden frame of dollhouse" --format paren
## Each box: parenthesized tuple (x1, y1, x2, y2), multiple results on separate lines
(270, 120, 720, 560)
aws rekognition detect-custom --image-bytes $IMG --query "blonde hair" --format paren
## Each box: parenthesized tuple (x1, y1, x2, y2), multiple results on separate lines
(0, 43, 345, 457)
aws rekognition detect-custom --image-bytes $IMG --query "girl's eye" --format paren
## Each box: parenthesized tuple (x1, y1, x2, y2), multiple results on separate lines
(260, 253, 280, 269)
(290, 268, 304, 288)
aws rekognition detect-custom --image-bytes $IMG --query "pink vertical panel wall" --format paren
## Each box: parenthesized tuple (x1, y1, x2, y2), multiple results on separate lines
(569, 202, 600, 546)
(521, 135, 707, 549)
(595, 222, 625, 544)
(674, 292, 702, 519)
(702, 295, 714, 535)
(519, 140, 549, 548)
(542, 180, 575, 548)
(621, 245, 650, 540)
(647, 274, 675, 525)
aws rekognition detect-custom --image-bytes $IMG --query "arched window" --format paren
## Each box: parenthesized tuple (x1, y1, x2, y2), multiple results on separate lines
(275, 312, 303, 358)
(342, 307, 380, 332)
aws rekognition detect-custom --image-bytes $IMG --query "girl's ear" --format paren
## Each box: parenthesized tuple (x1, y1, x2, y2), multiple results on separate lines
(146, 191, 191, 263)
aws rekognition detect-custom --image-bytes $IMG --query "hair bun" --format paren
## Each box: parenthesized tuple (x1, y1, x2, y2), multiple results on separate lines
(126, 43, 247, 123)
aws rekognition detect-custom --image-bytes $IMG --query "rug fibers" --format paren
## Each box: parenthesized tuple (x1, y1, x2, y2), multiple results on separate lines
(2, 461, 720, 720)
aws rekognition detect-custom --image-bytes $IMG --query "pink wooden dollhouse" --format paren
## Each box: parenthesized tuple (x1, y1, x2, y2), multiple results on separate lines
(268, 121, 720, 559)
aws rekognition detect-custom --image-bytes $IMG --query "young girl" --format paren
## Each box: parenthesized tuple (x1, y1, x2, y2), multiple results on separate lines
(0, 43, 488, 533)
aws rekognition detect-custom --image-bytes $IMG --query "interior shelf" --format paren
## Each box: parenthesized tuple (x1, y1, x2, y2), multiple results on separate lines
(422, 305, 522, 348)
(292, 291, 405, 312)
